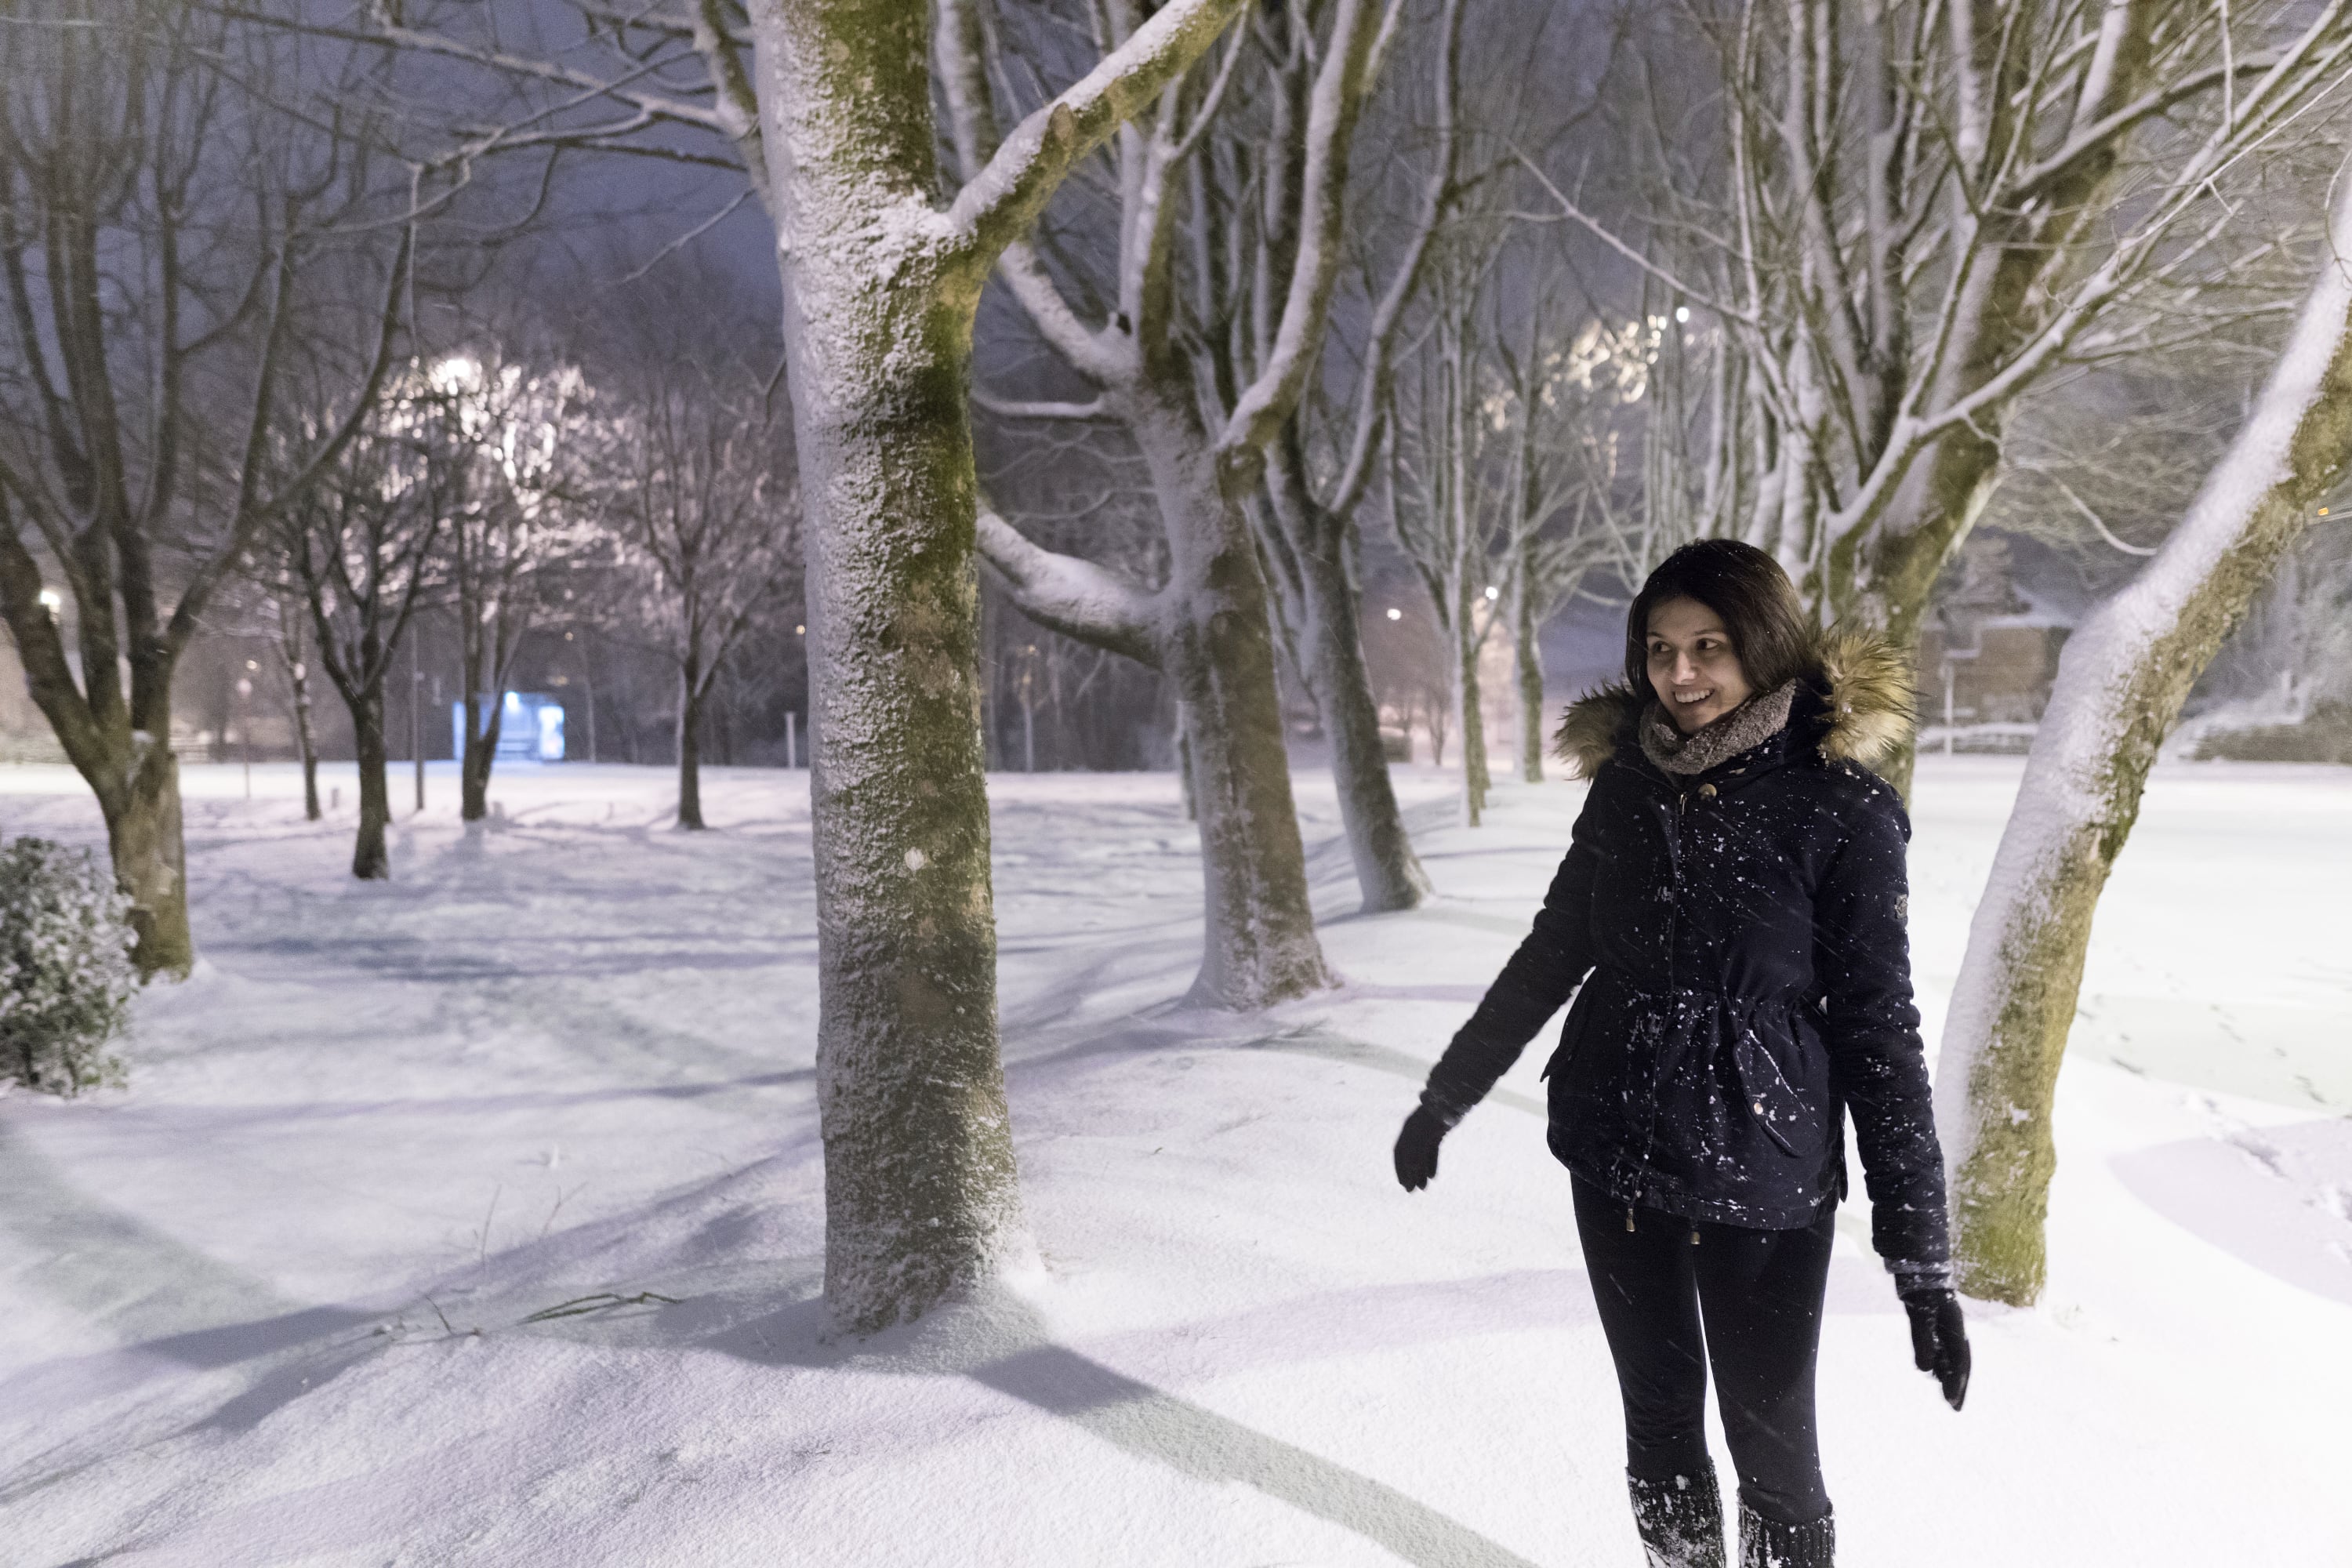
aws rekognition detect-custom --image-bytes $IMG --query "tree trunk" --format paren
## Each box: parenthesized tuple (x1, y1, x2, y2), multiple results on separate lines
(1174, 704, 1197, 822)
(460, 693, 502, 822)
(1295, 537, 1430, 910)
(1934, 187, 2352, 1307)
(1129, 383, 1331, 1007)
(760, 0, 1019, 1334)
(677, 666, 706, 830)
(351, 690, 392, 881)
(292, 668, 321, 822)
(103, 739, 193, 978)
(1514, 590, 1544, 785)
(1453, 584, 1489, 826)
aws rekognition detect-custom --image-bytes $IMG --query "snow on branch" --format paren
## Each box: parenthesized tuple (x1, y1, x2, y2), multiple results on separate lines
(1217, 0, 1385, 463)
(1933, 148, 2352, 1304)
(943, 0, 1249, 277)
(974, 508, 1160, 666)
(972, 388, 1111, 422)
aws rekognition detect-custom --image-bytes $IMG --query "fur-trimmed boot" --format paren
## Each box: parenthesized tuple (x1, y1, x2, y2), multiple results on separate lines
(1737, 1500, 1834, 1568)
(1626, 1464, 1726, 1568)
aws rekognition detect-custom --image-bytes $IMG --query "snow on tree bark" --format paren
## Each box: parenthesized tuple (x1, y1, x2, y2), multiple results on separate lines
(753, 0, 1248, 1330)
(1276, 482, 1432, 910)
(1232, 0, 1465, 914)
(1131, 384, 1332, 1006)
(953, 0, 1386, 996)
(1934, 167, 2352, 1308)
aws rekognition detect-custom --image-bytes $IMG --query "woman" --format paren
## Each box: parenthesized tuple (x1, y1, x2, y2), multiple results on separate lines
(1393, 540, 1967, 1568)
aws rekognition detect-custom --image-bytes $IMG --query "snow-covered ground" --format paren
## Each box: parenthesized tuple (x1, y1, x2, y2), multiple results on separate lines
(2, 757, 2347, 1566)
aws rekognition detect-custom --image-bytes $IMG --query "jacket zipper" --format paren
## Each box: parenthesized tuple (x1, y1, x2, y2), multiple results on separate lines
(1628, 786, 1690, 1225)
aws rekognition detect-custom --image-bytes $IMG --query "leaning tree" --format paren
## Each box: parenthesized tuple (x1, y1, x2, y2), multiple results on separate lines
(1936, 154, 2352, 1307)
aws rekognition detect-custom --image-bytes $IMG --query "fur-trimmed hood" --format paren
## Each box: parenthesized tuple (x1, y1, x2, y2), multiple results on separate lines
(1552, 626, 1915, 781)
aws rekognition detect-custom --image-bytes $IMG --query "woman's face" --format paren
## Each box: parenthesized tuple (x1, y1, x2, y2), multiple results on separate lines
(1645, 596, 1752, 733)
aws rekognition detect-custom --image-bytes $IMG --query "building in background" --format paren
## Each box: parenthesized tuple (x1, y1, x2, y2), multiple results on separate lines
(1917, 536, 2075, 750)
(453, 692, 567, 764)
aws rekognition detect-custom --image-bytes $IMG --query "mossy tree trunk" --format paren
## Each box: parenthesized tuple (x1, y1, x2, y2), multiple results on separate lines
(1131, 384, 1332, 1006)
(750, 0, 1249, 1330)
(1935, 181, 2352, 1306)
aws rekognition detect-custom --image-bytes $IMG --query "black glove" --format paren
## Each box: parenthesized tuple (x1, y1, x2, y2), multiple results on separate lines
(1393, 1105, 1447, 1191)
(1900, 1284, 1971, 1410)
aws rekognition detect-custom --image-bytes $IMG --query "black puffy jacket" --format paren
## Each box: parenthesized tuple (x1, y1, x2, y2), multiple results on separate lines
(1421, 631, 1950, 1265)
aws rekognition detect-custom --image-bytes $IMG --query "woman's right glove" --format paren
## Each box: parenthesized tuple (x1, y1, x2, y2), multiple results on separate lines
(1895, 1269, 1971, 1410)
(1392, 1105, 1447, 1191)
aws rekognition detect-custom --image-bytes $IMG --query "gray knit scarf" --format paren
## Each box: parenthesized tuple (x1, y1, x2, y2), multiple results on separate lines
(1639, 678, 1801, 776)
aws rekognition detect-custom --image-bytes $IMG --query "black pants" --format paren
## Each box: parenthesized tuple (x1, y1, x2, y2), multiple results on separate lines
(1571, 1175, 1835, 1526)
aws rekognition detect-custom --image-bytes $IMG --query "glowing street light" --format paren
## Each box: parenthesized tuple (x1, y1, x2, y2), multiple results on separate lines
(1385, 608, 1403, 621)
(1483, 585, 1501, 601)
(37, 587, 61, 615)
(430, 354, 481, 391)
(1674, 306, 1691, 324)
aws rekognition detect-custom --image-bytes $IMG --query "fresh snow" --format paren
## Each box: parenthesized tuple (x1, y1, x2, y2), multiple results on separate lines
(1, 757, 2347, 1566)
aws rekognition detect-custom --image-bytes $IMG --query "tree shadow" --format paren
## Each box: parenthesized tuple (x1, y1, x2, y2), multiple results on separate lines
(701, 1287, 1548, 1568)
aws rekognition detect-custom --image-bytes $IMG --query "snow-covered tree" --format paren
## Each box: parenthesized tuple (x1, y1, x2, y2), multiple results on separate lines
(1539, 2, 2352, 793)
(272, 368, 461, 879)
(953, 0, 1397, 1003)
(1234, 0, 1476, 909)
(348, 0, 1302, 1325)
(1384, 267, 1510, 824)
(592, 369, 800, 829)
(426, 354, 601, 823)
(1934, 150, 2352, 1307)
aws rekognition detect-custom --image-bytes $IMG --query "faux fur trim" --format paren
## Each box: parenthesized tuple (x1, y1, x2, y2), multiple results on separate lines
(1552, 680, 1643, 781)
(1811, 626, 1916, 767)
(1550, 626, 1917, 780)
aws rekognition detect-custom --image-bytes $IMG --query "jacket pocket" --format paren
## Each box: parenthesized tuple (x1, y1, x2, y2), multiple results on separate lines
(1731, 1025, 1807, 1158)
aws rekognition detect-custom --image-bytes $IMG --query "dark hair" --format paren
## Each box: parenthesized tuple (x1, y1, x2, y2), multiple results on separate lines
(1623, 539, 1813, 695)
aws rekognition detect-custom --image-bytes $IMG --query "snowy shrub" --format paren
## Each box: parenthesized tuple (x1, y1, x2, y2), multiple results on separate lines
(0, 837, 137, 1096)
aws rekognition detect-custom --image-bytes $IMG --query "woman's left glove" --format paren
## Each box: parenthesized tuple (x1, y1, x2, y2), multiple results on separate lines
(1897, 1279, 1971, 1410)
(1392, 1106, 1447, 1191)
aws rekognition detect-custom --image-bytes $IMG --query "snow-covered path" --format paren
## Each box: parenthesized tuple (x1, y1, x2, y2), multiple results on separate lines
(1, 758, 2347, 1566)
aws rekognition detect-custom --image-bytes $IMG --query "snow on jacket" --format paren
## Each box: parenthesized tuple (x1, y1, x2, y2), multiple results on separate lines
(1421, 630, 1951, 1265)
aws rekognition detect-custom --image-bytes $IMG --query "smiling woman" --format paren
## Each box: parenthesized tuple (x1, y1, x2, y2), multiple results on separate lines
(1393, 539, 1955, 1568)
(1645, 598, 1754, 731)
